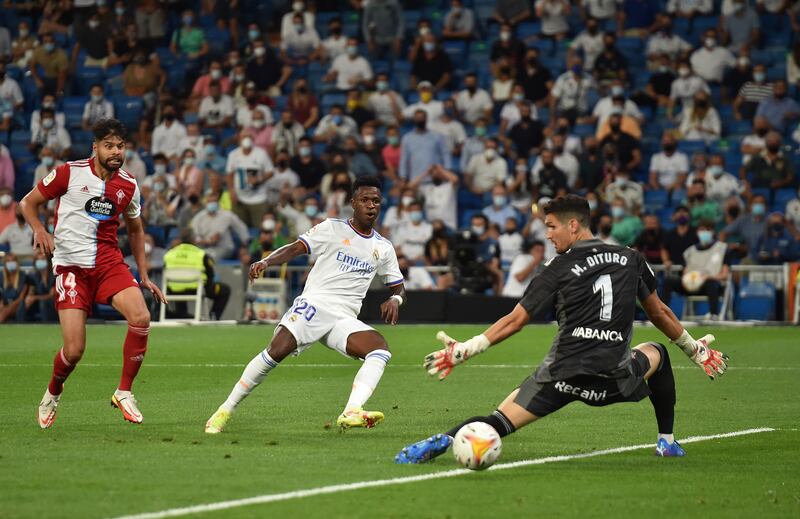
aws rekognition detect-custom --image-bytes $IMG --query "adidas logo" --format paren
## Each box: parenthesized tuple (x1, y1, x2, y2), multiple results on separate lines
(81, 186, 90, 193)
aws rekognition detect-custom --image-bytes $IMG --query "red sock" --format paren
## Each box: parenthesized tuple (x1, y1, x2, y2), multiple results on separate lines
(48, 348, 76, 395)
(119, 324, 149, 391)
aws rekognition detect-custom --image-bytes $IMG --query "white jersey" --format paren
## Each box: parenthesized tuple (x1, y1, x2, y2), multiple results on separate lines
(298, 218, 403, 317)
(37, 160, 141, 269)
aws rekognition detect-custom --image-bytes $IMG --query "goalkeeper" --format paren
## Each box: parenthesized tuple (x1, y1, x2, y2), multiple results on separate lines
(396, 195, 729, 464)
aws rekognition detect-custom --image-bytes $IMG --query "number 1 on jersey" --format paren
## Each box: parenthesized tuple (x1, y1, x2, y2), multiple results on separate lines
(592, 274, 613, 321)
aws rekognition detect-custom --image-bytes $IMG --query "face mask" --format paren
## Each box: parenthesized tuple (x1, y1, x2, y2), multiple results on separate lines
(663, 143, 676, 153)
(346, 45, 358, 57)
(500, 31, 511, 41)
(204, 144, 216, 155)
(35, 259, 49, 271)
(614, 177, 628, 187)
(144, 243, 153, 255)
(241, 137, 253, 150)
(253, 46, 266, 58)
(419, 26, 431, 36)
(249, 29, 260, 41)
(293, 1, 304, 11)
(704, 38, 716, 49)
(749, 69, 765, 83)
(377, 80, 389, 91)
(252, 119, 266, 129)
(471, 225, 485, 236)
(658, 65, 669, 73)
(133, 55, 146, 65)
(587, 25, 597, 34)
(91, 94, 103, 103)
(401, 196, 415, 207)
(474, 126, 487, 137)
(515, 164, 527, 173)
(5, 261, 17, 273)
(299, 146, 311, 157)
(484, 148, 496, 160)
(42, 156, 54, 167)
(697, 230, 713, 245)
(209, 69, 222, 80)
(89, 20, 100, 29)
(752, 203, 766, 216)
(261, 219, 276, 232)
(183, 157, 195, 166)
(571, 65, 583, 75)
(294, 23, 305, 33)
(331, 114, 343, 125)
(420, 91, 433, 103)
(115, 6, 125, 16)
(206, 202, 219, 213)
(770, 223, 784, 233)
(678, 67, 690, 78)
(493, 195, 507, 206)
(44, 42, 55, 52)
(707, 165, 723, 177)
(611, 206, 625, 219)
(727, 207, 740, 219)
(766, 144, 780, 153)
(512, 92, 524, 102)
(42, 119, 54, 129)
(234, 73, 245, 82)
(154, 164, 166, 175)
(363, 134, 375, 146)
(387, 135, 399, 146)
(163, 111, 176, 121)
(153, 181, 165, 192)
(409, 211, 423, 223)
(588, 199, 598, 211)
(19, 28, 29, 38)
(674, 214, 689, 225)
(182, 15, 193, 26)
(304, 205, 318, 218)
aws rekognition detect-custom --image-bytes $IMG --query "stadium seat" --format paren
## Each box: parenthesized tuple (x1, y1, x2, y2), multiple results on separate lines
(644, 189, 669, 212)
(677, 140, 706, 155)
(63, 97, 87, 130)
(751, 187, 771, 204)
(114, 97, 144, 131)
(736, 282, 776, 321)
(773, 188, 795, 211)
(442, 40, 467, 69)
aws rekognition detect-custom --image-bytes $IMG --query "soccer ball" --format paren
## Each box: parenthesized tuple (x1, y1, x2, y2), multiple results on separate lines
(682, 270, 707, 292)
(452, 422, 502, 470)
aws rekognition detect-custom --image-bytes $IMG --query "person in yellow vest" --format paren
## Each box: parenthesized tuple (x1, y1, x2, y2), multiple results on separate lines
(163, 229, 231, 320)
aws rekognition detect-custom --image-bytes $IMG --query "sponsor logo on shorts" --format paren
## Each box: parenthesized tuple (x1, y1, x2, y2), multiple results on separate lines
(84, 196, 117, 221)
(554, 381, 607, 402)
(571, 326, 624, 342)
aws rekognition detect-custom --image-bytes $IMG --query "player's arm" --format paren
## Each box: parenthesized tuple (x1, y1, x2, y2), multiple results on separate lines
(639, 278, 728, 380)
(248, 240, 308, 281)
(125, 214, 167, 304)
(379, 283, 406, 325)
(19, 186, 54, 256)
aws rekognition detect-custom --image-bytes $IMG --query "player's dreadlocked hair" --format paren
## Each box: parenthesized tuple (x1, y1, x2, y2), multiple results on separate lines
(92, 118, 128, 142)
(544, 194, 590, 228)
(353, 175, 382, 192)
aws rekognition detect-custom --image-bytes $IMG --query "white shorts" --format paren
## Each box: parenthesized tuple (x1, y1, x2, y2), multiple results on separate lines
(276, 296, 375, 358)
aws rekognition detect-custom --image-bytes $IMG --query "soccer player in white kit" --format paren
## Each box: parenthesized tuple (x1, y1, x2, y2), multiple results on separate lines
(205, 176, 407, 433)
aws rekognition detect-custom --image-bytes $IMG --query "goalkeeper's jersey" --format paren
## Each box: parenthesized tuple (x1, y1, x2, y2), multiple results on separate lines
(518, 239, 658, 384)
(297, 218, 403, 318)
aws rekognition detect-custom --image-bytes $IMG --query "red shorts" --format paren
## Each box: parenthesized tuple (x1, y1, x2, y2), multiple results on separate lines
(54, 262, 140, 314)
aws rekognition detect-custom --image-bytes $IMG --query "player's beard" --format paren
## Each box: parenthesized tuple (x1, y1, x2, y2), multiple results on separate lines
(100, 155, 122, 171)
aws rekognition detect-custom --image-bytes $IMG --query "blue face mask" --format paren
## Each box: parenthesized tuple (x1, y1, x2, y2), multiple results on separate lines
(752, 203, 765, 216)
(493, 195, 507, 207)
(332, 114, 343, 125)
(697, 230, 714, 245)
(35, 259, 49, 271)
(204, 144, 216, 156)
(248, 29, 260, 41)
(206, 202, 219, 213)
(44, 42, 55, 52)
(409, 211, 423, 223)
(304, 205, 318, 218)
(611, 206, 625, 219)
(5, 261, 18, 272)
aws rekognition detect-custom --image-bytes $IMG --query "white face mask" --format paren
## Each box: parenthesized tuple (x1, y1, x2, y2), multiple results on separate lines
(210, 69, 222, 80)
(144, 243, 153, 255)
(183, 157, 195, 166)
(363, 134, 375, 146)
(678, 67, 690, 78)
(253, 47, 266, 58)
(484, 148, 496, 160)
(0, 194, 11, 207)
(241, 137, 253, 149)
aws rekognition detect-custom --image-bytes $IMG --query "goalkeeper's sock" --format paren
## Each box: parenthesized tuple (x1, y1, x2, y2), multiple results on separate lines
(344, 350, 392, 412)
(221, 350, 278, 411)
(658, 433, 675, 444)
(445, 409, 516, 438)
(647, 343, 676, 436)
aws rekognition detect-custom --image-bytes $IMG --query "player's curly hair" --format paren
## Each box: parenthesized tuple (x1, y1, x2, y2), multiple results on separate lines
(92, 118, 128, 142)
(353, 176, 382, 192)
(544, 194, 590, 228)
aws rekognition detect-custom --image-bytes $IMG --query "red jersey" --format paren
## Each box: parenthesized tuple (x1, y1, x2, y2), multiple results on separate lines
(37, 159, 141, 269)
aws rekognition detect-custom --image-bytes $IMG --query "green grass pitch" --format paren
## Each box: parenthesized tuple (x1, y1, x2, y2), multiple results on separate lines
(0, 324, 798, 518)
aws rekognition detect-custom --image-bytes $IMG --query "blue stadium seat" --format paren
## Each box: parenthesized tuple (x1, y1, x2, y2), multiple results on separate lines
(670, 189, 686, 207)
(321, 92, 346, 111)
(442, 40, 467, 68)
(774, 188, 796, 212)
(751, 187, 771, 203)
(205, 26, 232, 56)
(63, 97, 87, 129)
(644, 189, 669, 212)
(74, 68, 105, 95)
(735, 282, 775, 321)
(677, 140, 706, 155)
(114, 96, 144, 131)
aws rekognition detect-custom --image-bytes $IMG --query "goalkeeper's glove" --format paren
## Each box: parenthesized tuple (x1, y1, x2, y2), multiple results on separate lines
(423, 331, 491, 380)
(672, 331, 729, 380)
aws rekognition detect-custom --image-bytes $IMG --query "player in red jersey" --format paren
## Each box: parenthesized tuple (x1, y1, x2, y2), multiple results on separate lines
(19, 118, 167, 428)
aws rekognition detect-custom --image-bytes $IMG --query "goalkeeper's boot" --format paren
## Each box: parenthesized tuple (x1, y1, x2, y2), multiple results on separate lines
(655, 438, 685, 457)
(337, 409, 384, 429)
(205, 407, 232, 434)
(111, 390, 143, 424)
(38, 389, 61, 429)
(395, 433, 452, 464)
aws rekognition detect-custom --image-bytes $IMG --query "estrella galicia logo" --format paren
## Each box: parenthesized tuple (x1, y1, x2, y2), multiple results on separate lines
(84, 196, 117, 221)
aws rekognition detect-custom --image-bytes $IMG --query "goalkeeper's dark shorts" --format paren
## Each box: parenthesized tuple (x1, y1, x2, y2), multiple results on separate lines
(514, 349, 652, 418)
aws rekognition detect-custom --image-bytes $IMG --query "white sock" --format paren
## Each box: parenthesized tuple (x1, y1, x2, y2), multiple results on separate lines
(344, 350, 392, 412)
(658, 433, 675, 444)
(114, 389, 131, 398)
(221, 350, 278, 411)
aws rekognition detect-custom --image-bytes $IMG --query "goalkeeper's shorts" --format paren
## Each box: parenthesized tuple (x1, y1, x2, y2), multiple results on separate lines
(514, 349, 652, 418)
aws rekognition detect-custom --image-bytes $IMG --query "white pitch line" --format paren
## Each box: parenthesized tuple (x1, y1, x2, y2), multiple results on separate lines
(111, 427, 775, 519)
(0, 363, 797, 371)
